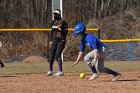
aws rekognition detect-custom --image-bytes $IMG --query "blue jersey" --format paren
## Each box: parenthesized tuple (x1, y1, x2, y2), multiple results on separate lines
(80, 34, 105, 52)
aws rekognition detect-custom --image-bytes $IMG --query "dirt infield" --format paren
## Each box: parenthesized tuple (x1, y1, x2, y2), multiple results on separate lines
(0, 71, 139, 93)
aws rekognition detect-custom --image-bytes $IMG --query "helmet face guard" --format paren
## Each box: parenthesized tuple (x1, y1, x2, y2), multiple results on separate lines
(74, 34, 83, 41)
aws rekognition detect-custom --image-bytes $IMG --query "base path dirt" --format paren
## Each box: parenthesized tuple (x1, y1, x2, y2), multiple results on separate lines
(0, 71, 140, 93)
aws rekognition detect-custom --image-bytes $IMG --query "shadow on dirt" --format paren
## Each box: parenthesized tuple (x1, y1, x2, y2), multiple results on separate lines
(117, 79, 139, 82)
(0, 75, 19, 78)
(102, 79, 139, 82)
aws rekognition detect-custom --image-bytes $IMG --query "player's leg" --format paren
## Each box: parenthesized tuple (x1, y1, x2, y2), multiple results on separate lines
(97, 58, 121, 81)
(97, 47, 121, 81)
(97, 57, 118, 75)
(47, 41, 57, 76)
(84, 50, 99, 80)
(55, 40, 66, 76)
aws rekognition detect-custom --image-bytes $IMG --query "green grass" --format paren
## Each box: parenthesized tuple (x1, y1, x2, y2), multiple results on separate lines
(105, 61, 140, 72)
(0, 61, 140, 75)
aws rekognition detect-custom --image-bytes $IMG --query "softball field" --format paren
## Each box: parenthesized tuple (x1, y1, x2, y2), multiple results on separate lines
(0, 61, 140, 93)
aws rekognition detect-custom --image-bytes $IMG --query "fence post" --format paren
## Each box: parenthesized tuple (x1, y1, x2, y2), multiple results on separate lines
(127, 42, 131, 61)
(98, 29, 100, 39)
(47, 32, 50, 61)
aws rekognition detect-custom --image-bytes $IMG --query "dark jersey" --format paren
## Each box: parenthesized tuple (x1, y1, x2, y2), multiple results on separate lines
(50, 18, 68, 41)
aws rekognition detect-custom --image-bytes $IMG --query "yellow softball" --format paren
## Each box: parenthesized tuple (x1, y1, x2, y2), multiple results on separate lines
(80, 73, 85, 79)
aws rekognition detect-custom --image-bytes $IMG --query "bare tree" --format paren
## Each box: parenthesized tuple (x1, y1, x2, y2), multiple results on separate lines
(0, 0, 139, 61)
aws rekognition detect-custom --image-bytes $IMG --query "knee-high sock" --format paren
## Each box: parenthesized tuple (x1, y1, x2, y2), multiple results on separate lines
(57, 61, 62, 71)
(49, 61, 54, 71)
(88, 63, 97, 73)
(104, 68, 118, 76)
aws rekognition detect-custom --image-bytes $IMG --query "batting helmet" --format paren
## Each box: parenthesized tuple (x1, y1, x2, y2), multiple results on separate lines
(73, 23, 86, 35)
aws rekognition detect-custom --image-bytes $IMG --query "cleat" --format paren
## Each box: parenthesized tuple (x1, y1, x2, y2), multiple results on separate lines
(55, 71, 64, 76)
(111, 73, 121, 82)
(46, 71, 53, 76)
(89, 73, 99, 81)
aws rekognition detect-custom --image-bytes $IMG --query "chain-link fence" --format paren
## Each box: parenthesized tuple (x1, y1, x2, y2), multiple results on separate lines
(64, 33, 140, 61)
(105, 42, 140, 61)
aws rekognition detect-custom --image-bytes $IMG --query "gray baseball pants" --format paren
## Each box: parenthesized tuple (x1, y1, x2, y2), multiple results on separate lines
(84, 46, 110, 73)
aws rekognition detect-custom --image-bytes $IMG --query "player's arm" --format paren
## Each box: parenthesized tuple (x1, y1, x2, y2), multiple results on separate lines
(92, 49, 98, 62)
(57, 19, 68, 30)
(50, 21, 54, 45)
(72, 51, 83, 67)
(90, 37, 98, 62)
(51, 20, 64, 31)
(72, 42, 85, 67)
(57, 24, 62, 30)
(56, 20, 65, 30)
(91, 42, 98, 62)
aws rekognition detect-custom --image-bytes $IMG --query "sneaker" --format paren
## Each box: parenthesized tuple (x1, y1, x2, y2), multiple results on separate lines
(89, 73, 99, 81)
(55, 71, 64, 76)
(46, 71, 53, 76)
(111, 73, 121, 82)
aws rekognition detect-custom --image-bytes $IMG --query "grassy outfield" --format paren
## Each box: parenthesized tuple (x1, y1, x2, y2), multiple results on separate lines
(0, 61, 140, 74)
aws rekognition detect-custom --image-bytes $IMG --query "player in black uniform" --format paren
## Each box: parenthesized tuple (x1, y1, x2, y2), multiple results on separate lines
(47, 9, 68, 76)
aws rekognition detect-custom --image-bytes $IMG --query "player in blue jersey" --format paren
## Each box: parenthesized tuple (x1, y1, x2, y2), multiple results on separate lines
(72, 23, 121, 81)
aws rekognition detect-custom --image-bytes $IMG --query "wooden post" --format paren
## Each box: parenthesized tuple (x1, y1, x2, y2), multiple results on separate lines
(98, 29, 100, 39)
